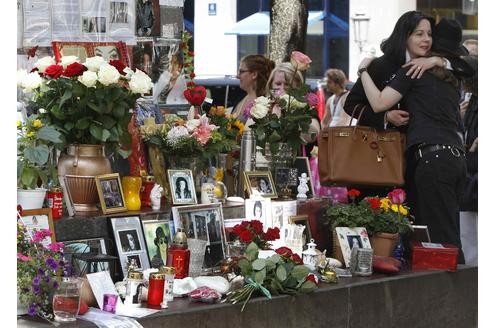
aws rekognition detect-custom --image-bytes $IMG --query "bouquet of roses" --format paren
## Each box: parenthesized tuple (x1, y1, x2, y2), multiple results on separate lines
(231, 220, 280, 250)
(17, 207, 72, 319)
(207, 105, 245, 152)
(226, 242, 317, 311)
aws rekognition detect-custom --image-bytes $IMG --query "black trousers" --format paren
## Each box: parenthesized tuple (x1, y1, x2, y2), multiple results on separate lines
(405, 147, 466, 264)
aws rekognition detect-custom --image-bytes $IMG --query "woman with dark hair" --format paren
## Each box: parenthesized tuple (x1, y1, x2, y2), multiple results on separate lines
(151, 226, 168, 268)
(357, 18, 472, 263)
(231, 55, 275, 123)
(253, 200, 263, 220)
(344, 11, 448, 130)
(258, 177, 272, 194)
(175, 177, 192, 199)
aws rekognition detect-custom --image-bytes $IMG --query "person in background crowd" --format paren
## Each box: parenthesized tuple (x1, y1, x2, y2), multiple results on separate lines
(321, 68, 353, 127)
(463, 39, 478, 57)
(231, 55, 275, 123)
(263, 62, 321, 146)
(459, 55, 478, 266)
(358, 18, 473, 263)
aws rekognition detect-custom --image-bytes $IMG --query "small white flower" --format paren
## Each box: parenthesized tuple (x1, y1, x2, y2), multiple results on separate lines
(281, 94, 306, 109)
(78, 71, 98, 88)
(17, 69, 28, 87)
(97, 64, 121, 86)
(21, 72, 43, 92)
(38, 108, 46, 114)
(123, 67, 134, 79)
(251, 96, 270, 119)
(166, 126, 190, 145)
(33, 56, 55, 73)
(185, 119, 200, 132)
(83, 56, 106, 72)
(60, 55, 79, 69)
(129, 69, 153, 94)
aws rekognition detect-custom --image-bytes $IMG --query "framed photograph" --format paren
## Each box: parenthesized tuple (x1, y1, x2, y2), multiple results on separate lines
(64, 238, 108, 276)
(141, 218, 172, 269)
(136, 0, 161, 37)
(168, 169, 197, 205)
(19, 208, 55, 248)
(335, 227, 372, 268)
(293, 157, 315, 197)
(275, 167, 298, 193)
(52, 41, 130, 67)
(223, 218, 244, 242)
(244, 171, 278, 198)
(245, 198, 271, 227)
(110, 216, 150, 277)
(289, 215, 312, 244)
(132, 40, 154, 77)
(95, 173, 127, 214)
(172, 203, 227, 268)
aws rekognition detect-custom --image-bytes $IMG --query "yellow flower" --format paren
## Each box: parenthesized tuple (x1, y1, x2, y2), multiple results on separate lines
(390, 204, 399, 213)
(234, 120, 245, 135)
(16, 120, 22, 129)
(399, 205, 408, 216)
(26, 131, 35, 138)
(380, 197, 391, 211)
(32, 119, 43, 129)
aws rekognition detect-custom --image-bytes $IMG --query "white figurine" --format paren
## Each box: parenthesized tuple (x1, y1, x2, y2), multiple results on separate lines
(150, 183, 164, 210)
(297, 173, 310, 199)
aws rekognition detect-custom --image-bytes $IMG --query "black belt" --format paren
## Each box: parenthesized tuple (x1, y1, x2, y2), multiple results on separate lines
(414, 144, 464, 160)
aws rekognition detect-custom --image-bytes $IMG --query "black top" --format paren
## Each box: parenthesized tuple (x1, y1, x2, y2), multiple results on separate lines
(344, 55, 404, 131)
(388, 68, 463, 150)
(463, 94, 478, 173)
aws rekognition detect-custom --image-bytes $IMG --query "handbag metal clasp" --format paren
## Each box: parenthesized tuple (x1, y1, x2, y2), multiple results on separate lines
(451, 147, 461, 157)
(337, 132, 350, 137)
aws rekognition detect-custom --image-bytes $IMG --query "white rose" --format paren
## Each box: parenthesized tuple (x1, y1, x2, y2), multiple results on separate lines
(185, 119, 200, 132)
(123, 67, 134, 79)
(281, 94, 306, 109)
(17, 69, 28, 87)
(21, 72, 43, 92)
(78, 71, 98, 88)
(83, 56, 106, 72)
(97, 64, 121, 86)
(129, 69, 153, 94)
(34, 56, 55, 73)
(250, 96, 270, 119)
(60, 55, 79, 69)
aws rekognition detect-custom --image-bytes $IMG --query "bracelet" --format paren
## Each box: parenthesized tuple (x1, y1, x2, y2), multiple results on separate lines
(357, 67, 367, 77)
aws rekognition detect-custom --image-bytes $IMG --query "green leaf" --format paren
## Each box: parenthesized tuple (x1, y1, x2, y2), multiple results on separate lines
(58, 88, 73, 109)
(265, 259, 276, 271)
(252, 258, 266, 271)
(291, 265, 310, 282)
(116, 148, 131, 159)
(276, 264, 287, 281)
(88, 102, 104, 114)
(254, 269, 266, 284)
(76, 118, 91, 130)
(245, 242, 259, 262)
(20, 166, 37, 189)
(237, 258, 252, 276)
(300, 280, 318, 293)
(24, 144, 49, 166)
(284, 276, 298, 288)
(36, 126, 62, 143)
(99, 115, 117, 129)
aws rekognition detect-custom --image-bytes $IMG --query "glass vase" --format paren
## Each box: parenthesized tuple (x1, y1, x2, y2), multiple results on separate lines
(122, 176, 142, 211)
(264, 142, 294, 174)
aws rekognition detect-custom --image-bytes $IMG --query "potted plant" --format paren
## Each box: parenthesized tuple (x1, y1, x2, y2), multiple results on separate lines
(17, 115, 63, 209)
(17, 55, 153, 212)
(322, 188, 413, 257)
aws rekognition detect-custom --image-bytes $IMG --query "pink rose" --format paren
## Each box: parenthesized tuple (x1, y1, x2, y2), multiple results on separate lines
(306, 92, 318, 107)
(290, 51, 312, 71)
(387, 188, 406, 204)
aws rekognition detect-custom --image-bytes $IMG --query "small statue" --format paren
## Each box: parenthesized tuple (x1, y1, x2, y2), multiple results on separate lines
(297, 173, 310, 199)
(150, 183, 164, 210)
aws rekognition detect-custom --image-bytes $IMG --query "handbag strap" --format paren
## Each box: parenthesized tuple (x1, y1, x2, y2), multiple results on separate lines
(349, 104, 366, 127)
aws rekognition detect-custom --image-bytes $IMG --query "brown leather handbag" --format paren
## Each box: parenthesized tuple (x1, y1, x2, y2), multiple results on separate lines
(318, 105, 406, 187)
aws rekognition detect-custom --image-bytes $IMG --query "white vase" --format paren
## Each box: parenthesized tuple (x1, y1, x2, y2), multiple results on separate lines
(17, 188, 47, 210)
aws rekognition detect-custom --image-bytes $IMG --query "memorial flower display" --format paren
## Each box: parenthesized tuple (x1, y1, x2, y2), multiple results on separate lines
(323, 188, 413, 235)
(17, 55, 153, 157)
(245, 51, 319, 155)
(17, 207, 72, 320)
(226, 242, 317, 311)
(207, 105, 245, 152)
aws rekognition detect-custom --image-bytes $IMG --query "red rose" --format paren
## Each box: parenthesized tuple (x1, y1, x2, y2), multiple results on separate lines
(44, 64, 63, 79)
(263, 227, 280, 241)
(366, 197, 381, 210)
(250, 220, 263, 235)
(110, 60, 126, 75)
(305, 273, 317, 284)
(189, 72, 196, 79)
(275, 247, 293, 257)
(291, 253, 303, 265)
(232, 224, 244, 236)
(239, 230, 253, 243)
(387, 188, 406, 204)
(347, 188, 361, 199)
(240, 221, 250, 228)
(62, 62, 86, 77)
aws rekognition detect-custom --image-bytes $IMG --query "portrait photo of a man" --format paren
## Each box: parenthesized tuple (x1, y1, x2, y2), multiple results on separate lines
(119, 230, 142, 252)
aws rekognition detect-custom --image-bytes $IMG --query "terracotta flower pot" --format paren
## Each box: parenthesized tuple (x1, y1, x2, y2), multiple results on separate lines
(370, 232, 399, 257)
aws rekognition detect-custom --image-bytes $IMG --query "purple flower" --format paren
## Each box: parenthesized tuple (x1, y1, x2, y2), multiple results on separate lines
(52, 281, 58, 289)
(45, 276, 51, 283)
(306, 92, 318, 107)
(32, 284, 41, 295)
(46, 257, 59, 271)
(27, 303, 37, 316)
(38, 268, 45, 276)
(32, 276, 40, 286)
